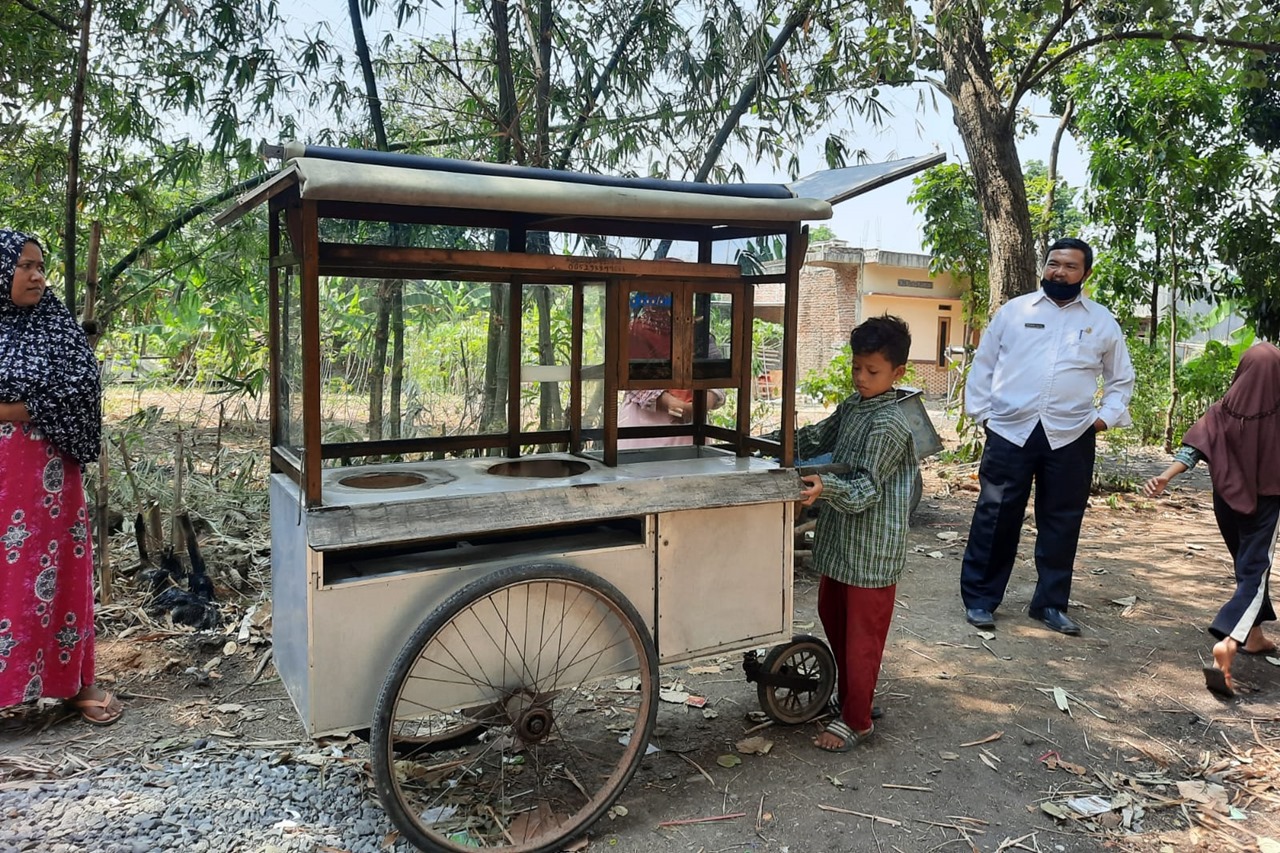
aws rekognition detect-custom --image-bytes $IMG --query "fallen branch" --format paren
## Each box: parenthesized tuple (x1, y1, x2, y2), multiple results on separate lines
(817, 804, 902, 826)
(676, 752, 716, 786)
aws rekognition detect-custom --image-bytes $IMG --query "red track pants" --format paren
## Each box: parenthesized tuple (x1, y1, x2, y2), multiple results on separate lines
(818, 575, 896, 732)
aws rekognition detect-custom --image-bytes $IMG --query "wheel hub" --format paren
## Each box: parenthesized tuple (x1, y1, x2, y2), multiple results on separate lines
(504, 691, 554, 744)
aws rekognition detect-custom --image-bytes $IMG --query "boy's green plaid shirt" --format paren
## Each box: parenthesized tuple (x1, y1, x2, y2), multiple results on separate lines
(796, 392, 918, 588)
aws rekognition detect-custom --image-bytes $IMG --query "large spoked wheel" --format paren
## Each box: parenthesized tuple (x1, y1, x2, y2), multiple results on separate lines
(755, 635, 836, 725)
(371, 563, 659, 853)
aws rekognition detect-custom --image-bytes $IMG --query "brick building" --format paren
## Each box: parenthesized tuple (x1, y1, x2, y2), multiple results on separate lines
(757, 241, 967, 396)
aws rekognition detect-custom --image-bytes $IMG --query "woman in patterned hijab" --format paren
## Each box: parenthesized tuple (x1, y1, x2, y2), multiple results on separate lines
(0, 228, 122, 725)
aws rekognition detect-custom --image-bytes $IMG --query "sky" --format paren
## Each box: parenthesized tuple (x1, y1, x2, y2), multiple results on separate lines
(275, 2, 1090, 257)
(753, 88, 1089, 255)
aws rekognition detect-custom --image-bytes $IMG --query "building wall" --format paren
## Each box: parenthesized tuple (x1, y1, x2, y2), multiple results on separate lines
(756, 244, 967, 397)
(794, 264, 861, 381)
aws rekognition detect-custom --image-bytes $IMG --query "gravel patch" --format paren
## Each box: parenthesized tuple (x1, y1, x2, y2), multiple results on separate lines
(0, 746, 412, 853)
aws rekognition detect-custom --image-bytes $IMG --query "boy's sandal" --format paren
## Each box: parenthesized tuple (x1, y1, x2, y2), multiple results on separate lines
(825, 697, 884, 720)
(816, 719, 873, 753)
(67, 693, 124, 727)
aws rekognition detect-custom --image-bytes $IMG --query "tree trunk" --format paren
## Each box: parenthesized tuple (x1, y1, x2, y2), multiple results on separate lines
(1038, 98, 1074, 262)
(389, 281, 404, 439)
(368, 278, 391, 440)
(655, 2, 813, 260)
(480, 0, 520, 437)
(349, 0, 388, 149)
(1149, 240, 1161, 349)
(934, 0, 1038, 311)
(1163, 223, 1179, 452)
(481, 284, 510, 433)
(349, 0, 398, 444)
(64, 0, 94, 318)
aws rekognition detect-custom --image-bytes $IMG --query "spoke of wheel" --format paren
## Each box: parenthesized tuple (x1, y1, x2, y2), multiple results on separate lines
(381, 574, 654, 851)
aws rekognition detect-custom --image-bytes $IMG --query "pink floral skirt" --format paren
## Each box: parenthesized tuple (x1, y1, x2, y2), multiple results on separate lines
(0, 422, 95, 706)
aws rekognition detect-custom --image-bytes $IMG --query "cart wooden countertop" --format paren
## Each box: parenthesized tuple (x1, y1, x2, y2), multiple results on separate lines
(283, 452, 804, 551)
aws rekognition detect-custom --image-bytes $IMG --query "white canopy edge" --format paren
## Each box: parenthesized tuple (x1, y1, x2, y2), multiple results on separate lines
(214, 157, 832, 227)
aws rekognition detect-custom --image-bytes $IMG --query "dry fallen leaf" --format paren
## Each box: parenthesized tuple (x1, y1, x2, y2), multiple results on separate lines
(736, 736, 774, 755)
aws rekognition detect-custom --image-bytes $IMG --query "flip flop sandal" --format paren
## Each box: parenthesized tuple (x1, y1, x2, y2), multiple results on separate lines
(1240, 645, 1278, 656)
(816, 719, 874, 753)
(68, 693, 124, 727)
(1202, 667, 1235, 699)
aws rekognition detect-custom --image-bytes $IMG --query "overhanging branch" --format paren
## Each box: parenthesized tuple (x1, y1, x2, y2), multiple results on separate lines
(100, 172, 274, 292)
(1023, 30, 1280, 99)
(14, 0, 76, 34)
(1009, 0, 1090, 110)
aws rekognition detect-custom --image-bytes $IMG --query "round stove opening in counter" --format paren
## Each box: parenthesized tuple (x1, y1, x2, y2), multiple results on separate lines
(337, 471, 444, 489)
(486, 459, 591, 479)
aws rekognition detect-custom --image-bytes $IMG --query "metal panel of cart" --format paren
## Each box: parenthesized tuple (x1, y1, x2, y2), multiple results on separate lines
(216, 145, 942, 853)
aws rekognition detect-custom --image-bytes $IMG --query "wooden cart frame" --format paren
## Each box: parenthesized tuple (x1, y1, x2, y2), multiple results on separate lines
(216, 146, 942, 853)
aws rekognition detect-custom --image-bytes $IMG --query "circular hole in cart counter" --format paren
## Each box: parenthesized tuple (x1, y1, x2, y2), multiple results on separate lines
(486, 459, 591, 479)
(337, 472, 436, 489)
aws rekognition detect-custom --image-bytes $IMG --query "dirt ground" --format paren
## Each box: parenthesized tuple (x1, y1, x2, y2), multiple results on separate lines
(4, 407, 1280, 853)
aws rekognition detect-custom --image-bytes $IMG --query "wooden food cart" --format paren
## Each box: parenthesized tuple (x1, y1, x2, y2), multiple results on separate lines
(215, 145, 942, 853)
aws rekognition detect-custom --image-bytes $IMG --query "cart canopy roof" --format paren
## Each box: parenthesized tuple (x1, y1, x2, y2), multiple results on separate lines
(214, 146, 944, 231)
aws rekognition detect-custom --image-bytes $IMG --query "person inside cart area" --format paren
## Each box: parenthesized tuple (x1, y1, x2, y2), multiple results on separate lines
(794, 315, 918, 752)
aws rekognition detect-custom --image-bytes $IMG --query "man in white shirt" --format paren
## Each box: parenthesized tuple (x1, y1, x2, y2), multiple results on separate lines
(960, 238, 1135, 635)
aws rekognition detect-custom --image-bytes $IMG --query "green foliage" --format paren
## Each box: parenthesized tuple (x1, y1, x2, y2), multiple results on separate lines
(909, 159, 1089, 333)
(909, 163, 990, 328)
(798, 345, 918, 407)
(1118, 325, 1253, 446)
(1023, 159, 1086, 247)
(1238, 50, 1280, 151)
(1214, 159, 1280, 339)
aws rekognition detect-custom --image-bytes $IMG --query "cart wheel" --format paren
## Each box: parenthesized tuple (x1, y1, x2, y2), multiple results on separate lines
(371, 563, 659, 853)
(910, 468, 924, 519)
(755, 635, 836, 725)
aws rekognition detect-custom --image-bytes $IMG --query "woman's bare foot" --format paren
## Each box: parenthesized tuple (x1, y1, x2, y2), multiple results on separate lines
(69, 684, 124, 725)
(1211, 638, 1238, 693)
(1242, 626, 1277, 655)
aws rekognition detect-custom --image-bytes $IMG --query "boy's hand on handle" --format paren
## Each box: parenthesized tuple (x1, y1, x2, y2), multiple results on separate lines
(799, 474, 824, 506)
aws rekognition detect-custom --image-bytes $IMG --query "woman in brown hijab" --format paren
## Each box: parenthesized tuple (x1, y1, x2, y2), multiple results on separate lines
(1144, 342, 1280, 697)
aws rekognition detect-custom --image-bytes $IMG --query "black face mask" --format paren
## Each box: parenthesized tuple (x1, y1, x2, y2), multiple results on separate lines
(1041, 278, 1082, 302)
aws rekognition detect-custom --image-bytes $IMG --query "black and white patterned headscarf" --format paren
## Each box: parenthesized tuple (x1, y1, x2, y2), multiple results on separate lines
(0, 228, 102, 463)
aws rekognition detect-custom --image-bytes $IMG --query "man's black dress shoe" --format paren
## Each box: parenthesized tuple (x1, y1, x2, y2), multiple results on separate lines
(1032, 608, 1081, 635)
(965, 608, 996, 629)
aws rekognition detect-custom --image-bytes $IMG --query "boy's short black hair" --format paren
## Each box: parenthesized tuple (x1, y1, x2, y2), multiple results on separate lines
(850, 314, 911, 367)
(1047, 237, 1093, 272)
